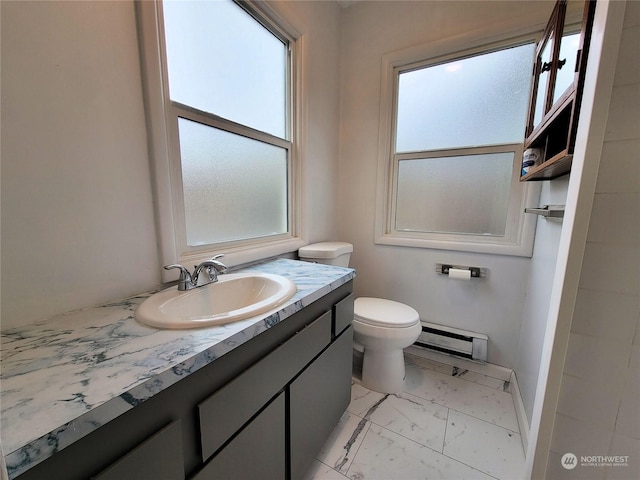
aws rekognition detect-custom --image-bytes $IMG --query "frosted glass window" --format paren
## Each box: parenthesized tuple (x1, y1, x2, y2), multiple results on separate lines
(395, 153, 513, 236)
(396, 44, 534, 153)
(138, 0, 297, 273)
(179, 118, 287, 246)
(163, 0, 287, 138)
(381, 39, 535, 254)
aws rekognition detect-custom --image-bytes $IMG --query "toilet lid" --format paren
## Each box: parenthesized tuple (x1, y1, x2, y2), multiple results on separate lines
(298, 242, 353, 259)
(354, 297, 420, 328)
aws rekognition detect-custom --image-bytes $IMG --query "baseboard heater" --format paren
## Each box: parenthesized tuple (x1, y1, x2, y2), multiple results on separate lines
(414, 322, 488, 363)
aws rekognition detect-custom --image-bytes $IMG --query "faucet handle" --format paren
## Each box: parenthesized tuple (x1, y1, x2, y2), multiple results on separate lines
(164, 263, 190, 275)
(164, 264, 193, 290)
(191, 255, 227, 285)
(209, 254, 227, 273)
(191, 256, 223, 272)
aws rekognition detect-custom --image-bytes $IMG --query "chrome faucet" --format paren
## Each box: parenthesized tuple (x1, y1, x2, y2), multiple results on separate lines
(164, 254, 228, 291)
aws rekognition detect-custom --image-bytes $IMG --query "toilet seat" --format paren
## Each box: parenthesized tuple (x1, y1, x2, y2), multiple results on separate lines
(354, 297, 420, 328)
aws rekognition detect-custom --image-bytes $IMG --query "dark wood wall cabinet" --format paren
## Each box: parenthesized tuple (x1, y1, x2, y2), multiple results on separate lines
(17, 283, 355, 480)
(521, 0, 596, 181)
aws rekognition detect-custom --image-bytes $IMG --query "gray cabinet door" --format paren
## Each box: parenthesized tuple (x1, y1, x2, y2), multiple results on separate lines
(192, 393, 286, 480)
(92, 420, 184, 480)
(289, 327, 353, 480)
(198, 310, 331, 462)
(333, 293, 354, 337)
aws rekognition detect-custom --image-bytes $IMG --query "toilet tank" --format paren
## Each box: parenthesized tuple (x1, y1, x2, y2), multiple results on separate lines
(298, 242, 353, 267)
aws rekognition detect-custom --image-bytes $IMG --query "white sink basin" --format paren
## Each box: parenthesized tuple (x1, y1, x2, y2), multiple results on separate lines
(135, 273, 297, 329)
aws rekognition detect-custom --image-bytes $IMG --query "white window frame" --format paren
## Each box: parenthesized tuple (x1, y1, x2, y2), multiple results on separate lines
(137, 0, 304, 282)
(375, 33, 542, 257)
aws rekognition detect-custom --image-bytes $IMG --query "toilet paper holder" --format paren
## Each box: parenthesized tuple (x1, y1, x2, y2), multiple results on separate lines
(436, 263, 486, 279)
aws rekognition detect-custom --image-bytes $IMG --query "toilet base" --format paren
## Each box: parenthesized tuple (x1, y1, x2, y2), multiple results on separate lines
(352, 348, 363, 381)
(361, 347, 407, 394)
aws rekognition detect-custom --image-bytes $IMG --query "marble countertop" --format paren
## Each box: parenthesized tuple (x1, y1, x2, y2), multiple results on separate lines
(0, 259, 355, 479)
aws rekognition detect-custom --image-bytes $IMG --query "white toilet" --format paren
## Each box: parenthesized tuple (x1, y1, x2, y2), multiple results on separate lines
(298, 242, 422, 394)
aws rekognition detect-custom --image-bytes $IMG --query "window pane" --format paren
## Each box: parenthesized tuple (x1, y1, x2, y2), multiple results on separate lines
(396, 44, 534, 152)
(533, 36, 553, 128)
(553, 32, 580, 104)
(179, 118, 288, 246)
(163, 0, 287, 138)
(395, 153, 514, 236)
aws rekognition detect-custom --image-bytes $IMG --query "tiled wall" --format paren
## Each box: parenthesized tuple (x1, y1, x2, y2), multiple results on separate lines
(546, 2, 640, 478)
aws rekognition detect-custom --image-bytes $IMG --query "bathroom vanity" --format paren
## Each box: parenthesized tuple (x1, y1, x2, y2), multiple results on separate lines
(1, 259, 355, 480)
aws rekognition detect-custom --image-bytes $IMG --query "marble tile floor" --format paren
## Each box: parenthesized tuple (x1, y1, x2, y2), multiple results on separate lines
(303, 356, 525, 480)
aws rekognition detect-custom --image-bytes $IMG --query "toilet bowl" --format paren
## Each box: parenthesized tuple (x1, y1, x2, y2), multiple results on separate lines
(298, 242, 422, 394)
(353, 297, 421, 393)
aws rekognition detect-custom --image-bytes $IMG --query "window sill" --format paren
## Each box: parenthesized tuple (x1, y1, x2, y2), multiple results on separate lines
(164, 237, 306, 283)
(375, 233, 535, 257)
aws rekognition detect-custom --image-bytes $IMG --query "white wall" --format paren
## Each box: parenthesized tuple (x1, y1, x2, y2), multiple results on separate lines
(337, 0, 555, 367)
(515, 178, 568, 425)
(1, 1, 159, 328)
(269, 1, 342, 245)
(0, 0, 342, 329)
(545, 2, 640, 478)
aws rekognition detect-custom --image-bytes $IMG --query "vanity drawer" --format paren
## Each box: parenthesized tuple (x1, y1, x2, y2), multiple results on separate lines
(193, 393, 285, 480)
(198, 310, 332, 461)
(92, 420, 184, 480)
(333, 293, 354, 337)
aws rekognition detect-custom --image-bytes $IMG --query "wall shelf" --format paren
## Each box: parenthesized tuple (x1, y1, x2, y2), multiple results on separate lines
(520, 0, 596, 182)
(520, 152, 573, 181)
